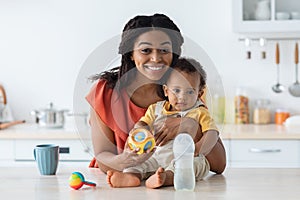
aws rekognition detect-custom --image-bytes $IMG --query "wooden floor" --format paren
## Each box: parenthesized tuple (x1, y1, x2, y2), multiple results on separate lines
(1, 162, 300, 199)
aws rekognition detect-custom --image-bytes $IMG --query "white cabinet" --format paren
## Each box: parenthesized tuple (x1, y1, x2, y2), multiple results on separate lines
(0, 140, 14, 160)
(230, 140, 300, 167)
(222, 139, 231, 166)
(15, 139, 92, 161)
(233, 0, 300, 33)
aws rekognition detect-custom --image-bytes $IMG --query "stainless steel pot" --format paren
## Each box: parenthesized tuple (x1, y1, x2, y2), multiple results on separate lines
(31, 103, 69, 128)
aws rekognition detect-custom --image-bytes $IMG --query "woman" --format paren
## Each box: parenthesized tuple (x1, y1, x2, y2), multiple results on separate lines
(86, 13, 226, 174)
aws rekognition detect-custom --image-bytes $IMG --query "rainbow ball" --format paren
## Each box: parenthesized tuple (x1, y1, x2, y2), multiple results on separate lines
(128, 128, 155, 154)
(69, 172, 84, 190)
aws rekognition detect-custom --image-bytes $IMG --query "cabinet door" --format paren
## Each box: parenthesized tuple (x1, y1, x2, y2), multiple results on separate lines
(233, 0, 300, 33)
(0, 140, 14, 160)
(222, 139, 231, 167)
(15, 139, 92, 161)
(230, 140, 300, 167)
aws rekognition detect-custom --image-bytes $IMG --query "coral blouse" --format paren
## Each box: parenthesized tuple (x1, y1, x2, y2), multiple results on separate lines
(86, 79, 147, 154)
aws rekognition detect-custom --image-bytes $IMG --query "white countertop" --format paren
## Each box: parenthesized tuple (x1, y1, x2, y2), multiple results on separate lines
(1, 123, 300, 140)
(0, 163, 299, 200)
(220, 124, 300, 139)
(0, 123, 88, 139)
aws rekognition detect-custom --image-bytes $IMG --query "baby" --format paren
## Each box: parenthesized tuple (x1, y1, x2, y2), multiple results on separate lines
(107, 57, 218, 188)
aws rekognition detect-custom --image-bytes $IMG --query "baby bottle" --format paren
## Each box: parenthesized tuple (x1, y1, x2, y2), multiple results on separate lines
(173, 133, 195, 191)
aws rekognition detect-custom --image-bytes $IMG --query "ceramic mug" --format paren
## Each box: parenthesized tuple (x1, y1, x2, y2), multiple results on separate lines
(34, 144, 59, 175)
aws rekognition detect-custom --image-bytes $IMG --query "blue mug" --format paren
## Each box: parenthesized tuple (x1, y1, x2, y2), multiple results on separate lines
(34, 144, 59, 175)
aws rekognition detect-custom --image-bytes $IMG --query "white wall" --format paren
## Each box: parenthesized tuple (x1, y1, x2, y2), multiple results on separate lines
(0, 0, 299, 123)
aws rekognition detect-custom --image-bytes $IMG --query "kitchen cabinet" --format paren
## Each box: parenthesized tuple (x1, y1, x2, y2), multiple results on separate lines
(232, 0, 300, 33)
(2, 123, 300, 167)
(15, 139, 92, 161)
(0, 140, 14, 161)
(0, 123, 92, 163)
(221, 124, 300, 167)
(229, 140, 300, 167)
(222, 139, 231, 166)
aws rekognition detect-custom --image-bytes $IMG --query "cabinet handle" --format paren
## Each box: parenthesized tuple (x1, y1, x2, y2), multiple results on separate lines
(249, 148, 281, 153)
(59, 147, 70, 154)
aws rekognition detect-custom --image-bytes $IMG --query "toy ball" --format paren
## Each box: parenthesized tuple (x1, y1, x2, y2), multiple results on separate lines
(127, 128, 155, 154)
(69, 172, 96, 190)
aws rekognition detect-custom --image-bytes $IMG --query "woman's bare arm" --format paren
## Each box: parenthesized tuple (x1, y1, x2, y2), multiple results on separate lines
(90, 108, 153, 173)
(194, 130, 219, 156)
(153, 117, 200, 146)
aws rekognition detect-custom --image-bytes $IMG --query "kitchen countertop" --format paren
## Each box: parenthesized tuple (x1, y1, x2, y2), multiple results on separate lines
(0, 163, 299, 200)
(220, 124, 300, 139)
(0, 123, 88, 139)
(1, 123, 300, 140)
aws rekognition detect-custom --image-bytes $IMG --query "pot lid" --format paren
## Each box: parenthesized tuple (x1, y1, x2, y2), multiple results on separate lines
(40, 102, 68, 112)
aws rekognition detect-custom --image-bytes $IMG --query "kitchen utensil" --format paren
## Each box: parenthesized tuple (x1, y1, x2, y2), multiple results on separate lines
(31, 102, 69, 128)
(0, 84, 14, 122)
(0, 120, 25, 130)
(0, 84, 7, 105)
(288, 42, 300, 97)
(245, 38, 251, 59)
(272, 43, 285, 93)
(259, 38, 267, 59)
(0, 84, 7, 121)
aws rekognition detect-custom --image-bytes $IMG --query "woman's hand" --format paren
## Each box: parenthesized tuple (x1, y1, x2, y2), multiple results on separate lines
(118, 143, 155, 169)
(153, 117, 200, 146)
(90, 108, 154, 172)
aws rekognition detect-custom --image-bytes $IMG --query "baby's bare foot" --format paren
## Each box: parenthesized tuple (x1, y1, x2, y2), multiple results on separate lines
(145, 167, 167, 189)
(106, 170, 140, 188)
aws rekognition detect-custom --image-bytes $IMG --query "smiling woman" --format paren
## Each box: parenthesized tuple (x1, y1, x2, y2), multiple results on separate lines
(85, 13, 226, 179)
(132, 30, 173, 81)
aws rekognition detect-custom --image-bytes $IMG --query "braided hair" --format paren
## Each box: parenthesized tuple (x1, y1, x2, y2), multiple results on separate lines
(91, 13, 184, 95)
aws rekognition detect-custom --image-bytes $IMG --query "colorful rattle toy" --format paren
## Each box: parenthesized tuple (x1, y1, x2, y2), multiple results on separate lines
(127, 128, 156, 154)
(69, 172, 96, 190)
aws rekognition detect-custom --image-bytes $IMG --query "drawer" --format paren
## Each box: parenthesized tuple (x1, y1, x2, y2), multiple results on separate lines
(231, 140, 300, 167)
(0, 140, 14, 160)
(15, 139, 92, 161)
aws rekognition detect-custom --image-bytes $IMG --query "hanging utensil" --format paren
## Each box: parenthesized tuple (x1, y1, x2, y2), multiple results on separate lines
(272, 43, 285, 93)
(288, 42, 300, 97)
(0, 84, 7, 122)
(259, 38, 267, 59)
(245, 38, 251, 59)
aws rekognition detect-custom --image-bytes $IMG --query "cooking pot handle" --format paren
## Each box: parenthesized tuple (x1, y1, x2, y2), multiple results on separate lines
(31, 110, 39, 115)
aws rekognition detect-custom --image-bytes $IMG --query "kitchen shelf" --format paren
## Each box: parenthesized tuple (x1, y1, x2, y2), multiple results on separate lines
(232, 0, 300, 33)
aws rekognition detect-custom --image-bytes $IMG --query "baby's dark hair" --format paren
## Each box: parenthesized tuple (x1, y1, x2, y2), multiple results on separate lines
(172, 57, 207, 91)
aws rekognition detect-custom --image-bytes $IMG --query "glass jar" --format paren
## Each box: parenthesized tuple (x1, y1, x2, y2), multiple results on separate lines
(253, 99, 271, 124)
(212, 94, 225, 124)
(234, 87, 249, 124)
(275, 109, 290, 125)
